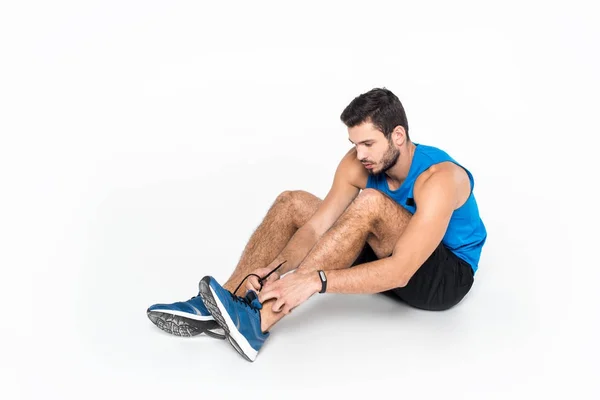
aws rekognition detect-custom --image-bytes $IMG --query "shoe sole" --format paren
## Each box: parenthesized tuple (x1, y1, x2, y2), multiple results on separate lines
(199, 277, 258, 362)
(147, 310, 226, 339)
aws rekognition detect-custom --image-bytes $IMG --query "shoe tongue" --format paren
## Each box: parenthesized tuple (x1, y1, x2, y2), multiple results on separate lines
(244, 290, 263, 310)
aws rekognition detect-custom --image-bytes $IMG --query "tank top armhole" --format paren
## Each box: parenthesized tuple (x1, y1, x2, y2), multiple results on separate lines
(461, 165, 475, 195)
(448, 159, 475, 196)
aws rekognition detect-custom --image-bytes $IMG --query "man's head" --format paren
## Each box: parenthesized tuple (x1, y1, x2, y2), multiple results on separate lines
(340, 88, 410, 175)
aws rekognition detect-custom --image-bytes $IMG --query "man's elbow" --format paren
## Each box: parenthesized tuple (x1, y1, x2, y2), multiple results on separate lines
(391, 261, 418, 289)
(387, 268, 410, 289)
(394, 274, 411, 289)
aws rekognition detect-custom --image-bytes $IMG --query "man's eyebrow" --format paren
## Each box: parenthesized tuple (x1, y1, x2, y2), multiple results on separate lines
(348, 139, 374, 145)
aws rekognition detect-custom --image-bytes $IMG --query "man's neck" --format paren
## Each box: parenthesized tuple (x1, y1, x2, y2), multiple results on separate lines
(384, 141, 416, 189)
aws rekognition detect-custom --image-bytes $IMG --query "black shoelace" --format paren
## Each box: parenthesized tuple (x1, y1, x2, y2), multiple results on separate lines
(232, 260, 287, 297)
(188, 261, 287, 312)
(229, 291, 259, 313)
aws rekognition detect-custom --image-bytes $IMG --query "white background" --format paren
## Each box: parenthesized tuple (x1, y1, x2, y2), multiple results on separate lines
(1, 1, 598, 399)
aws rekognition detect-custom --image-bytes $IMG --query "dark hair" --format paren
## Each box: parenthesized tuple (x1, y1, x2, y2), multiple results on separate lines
(340, 88, 409, 141)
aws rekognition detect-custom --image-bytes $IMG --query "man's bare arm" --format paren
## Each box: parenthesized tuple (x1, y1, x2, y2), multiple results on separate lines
(270, 148, 367, 275)
(323, 164, 469, 293)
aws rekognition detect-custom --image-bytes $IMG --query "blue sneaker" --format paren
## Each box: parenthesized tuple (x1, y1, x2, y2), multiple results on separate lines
(147, 282, 226, 339)
(199, 276, 269, 362)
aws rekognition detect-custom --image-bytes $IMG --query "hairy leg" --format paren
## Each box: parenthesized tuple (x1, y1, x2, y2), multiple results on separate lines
(260, 188, 413, 331)
(298, 189, 412, 271)
(223, 190, 322, 294)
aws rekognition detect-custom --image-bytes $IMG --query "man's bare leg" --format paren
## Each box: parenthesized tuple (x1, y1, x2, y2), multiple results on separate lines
(222, 190, 322, 295)
(259, 188, 413, 332)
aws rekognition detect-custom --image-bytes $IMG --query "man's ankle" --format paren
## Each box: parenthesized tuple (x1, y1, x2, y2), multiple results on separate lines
(259, 309, 271, 333)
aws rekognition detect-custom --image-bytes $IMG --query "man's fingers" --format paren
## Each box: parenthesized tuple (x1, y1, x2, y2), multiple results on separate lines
(246, 277, 255, 290)
(282, 305, 293, 315)
(258, 288, 279, 304)
(267, 272, 280, 283)
(246, 276, 261, 293)
(262, 275, 279, 290)
(272, 298, 286, 313)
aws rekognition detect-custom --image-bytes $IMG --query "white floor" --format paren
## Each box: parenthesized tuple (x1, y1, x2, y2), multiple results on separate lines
(2, 1, 599, 399)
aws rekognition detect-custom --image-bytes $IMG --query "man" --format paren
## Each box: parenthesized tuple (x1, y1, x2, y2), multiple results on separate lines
(147, 88, 487, 362)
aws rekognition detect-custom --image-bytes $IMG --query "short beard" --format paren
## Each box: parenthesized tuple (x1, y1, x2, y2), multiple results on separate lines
(377, 141, 400, 174)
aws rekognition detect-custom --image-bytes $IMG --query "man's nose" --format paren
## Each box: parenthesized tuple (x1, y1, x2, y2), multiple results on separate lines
(357, 148, 368, 161)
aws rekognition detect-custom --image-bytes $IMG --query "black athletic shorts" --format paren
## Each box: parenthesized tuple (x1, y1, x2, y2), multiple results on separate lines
(351, 242, 474, 311)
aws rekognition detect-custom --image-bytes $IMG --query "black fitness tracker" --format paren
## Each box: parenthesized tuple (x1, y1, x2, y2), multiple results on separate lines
(317, 270, 327, 293)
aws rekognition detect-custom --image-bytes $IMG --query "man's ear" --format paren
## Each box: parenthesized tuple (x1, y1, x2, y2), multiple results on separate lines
(391, 125, 407, 146)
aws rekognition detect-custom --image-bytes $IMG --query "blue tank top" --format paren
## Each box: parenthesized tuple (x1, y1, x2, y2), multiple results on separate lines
(366, 143, 487, 273)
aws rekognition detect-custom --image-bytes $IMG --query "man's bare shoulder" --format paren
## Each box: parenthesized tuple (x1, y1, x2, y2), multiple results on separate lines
(336, 147, 369, 189)
(414, 161, 471, 209)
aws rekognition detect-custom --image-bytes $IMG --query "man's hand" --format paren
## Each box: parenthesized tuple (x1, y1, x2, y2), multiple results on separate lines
(258, 270, 322, 314)
(245, 266, 281, 293)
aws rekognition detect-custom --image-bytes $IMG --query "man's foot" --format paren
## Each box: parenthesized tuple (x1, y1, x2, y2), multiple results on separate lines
(199, 276, 269, 362)
(147, 282, 226, 339)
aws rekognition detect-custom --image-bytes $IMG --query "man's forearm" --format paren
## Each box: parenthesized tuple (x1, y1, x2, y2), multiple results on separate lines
(323, 257, 406, 294)
(271, 224, 321, 275)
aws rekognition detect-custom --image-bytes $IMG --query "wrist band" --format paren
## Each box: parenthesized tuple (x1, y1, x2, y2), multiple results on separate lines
(317, 270, 327, 293)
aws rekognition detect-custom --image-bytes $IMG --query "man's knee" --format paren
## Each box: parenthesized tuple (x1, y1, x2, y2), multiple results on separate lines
(351, 188, 411, 223)
(275, 190, 296, 205)
(276, 190, 317, 207)
(352, 188, 386, 208)
(275, 190, 321, 226)
(347, 189, 390, 222)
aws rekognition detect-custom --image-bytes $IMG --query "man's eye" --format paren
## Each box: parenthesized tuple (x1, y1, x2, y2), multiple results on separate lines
(364, 143, 372, 147)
